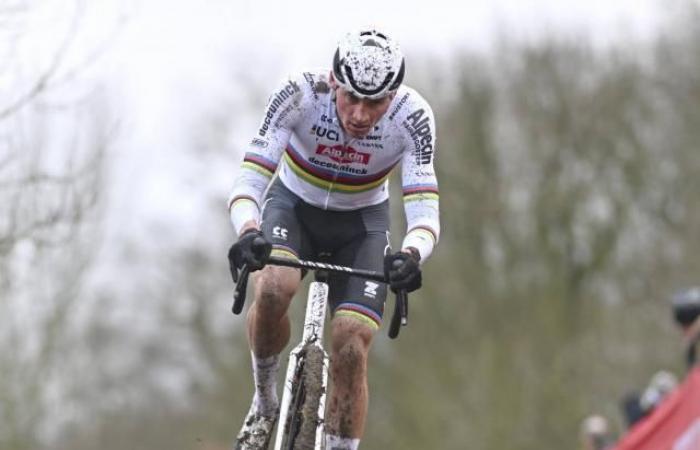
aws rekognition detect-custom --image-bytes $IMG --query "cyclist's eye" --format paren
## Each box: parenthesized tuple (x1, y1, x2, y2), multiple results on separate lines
(346, 92, 360, 103)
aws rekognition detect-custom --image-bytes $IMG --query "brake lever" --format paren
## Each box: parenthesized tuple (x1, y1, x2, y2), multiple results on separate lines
(388, 289, 408, 339)
(232, 264, 251, 315)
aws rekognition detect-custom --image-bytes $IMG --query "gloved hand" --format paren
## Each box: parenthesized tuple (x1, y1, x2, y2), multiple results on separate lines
(383, 248, 422, 293)
(228, 229, 272, 282)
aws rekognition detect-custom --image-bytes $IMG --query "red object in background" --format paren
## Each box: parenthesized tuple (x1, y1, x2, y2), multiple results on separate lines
(613, 366, 700, 450)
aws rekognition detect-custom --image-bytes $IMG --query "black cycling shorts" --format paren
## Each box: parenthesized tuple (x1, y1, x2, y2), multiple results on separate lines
(260, 179, 390, 330)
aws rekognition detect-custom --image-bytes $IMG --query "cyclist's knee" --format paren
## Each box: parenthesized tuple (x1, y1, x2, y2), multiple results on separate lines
(331, 318, 374, 369)
(253, 266, 299, 312)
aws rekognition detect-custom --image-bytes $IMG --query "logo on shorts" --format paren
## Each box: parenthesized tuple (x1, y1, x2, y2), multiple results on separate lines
(272, 226, 288, 240)
(364, 281, 379, 299)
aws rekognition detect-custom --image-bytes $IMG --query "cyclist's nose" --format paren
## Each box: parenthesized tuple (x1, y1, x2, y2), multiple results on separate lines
(350, 103, 371, 125)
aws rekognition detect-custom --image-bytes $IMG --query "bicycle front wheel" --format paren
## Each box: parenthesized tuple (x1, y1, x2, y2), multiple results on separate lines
(282, 344, 325, 450)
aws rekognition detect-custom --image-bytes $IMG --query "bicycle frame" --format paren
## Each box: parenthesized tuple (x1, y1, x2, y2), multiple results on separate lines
(274, 279, 329, 450)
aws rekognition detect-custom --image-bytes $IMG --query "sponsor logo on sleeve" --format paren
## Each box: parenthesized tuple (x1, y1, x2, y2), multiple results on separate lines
(258, 80, 300, 137)
(388, 92, 410, 121)
(251, 138, 269, 148)
(303, 72, 318, 100)
(402, 108, 434, 165)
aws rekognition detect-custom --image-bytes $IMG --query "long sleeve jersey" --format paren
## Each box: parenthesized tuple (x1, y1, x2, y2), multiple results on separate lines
(228, 70, 440, 261)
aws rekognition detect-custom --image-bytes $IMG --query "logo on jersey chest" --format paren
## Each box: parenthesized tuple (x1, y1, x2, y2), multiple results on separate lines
(311, 124, 340, 142)
(315, 144, 371, 165)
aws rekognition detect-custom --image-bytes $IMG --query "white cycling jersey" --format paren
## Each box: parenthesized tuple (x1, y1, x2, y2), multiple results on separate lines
(229, 70, 440, 260)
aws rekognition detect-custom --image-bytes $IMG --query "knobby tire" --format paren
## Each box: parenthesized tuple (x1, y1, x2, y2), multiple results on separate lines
(282, 345, 325, 450)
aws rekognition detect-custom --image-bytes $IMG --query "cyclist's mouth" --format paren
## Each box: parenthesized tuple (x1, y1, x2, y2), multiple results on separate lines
(347, 122, 370, 136)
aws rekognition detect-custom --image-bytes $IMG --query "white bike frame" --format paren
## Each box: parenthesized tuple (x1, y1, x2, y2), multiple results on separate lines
(273, 280, 330, 450)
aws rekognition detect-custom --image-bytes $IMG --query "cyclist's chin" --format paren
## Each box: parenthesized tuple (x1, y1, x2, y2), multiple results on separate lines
(346, 124, 371, 137)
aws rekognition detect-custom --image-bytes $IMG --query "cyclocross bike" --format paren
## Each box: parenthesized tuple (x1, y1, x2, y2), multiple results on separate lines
(232, 246, 409, 450)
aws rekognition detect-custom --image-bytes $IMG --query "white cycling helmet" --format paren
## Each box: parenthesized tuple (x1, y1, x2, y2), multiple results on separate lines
(332, 29, 405, 100)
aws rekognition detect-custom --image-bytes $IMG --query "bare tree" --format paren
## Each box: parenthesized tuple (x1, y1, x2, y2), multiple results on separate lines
(0, 2, 124, 448)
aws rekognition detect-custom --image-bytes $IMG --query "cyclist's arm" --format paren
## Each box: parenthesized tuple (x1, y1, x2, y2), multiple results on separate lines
(399, 103, 440, 262)
(228, 76, 304, 235)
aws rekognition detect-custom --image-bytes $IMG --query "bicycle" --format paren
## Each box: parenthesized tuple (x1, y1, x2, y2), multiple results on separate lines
(232, 248, 409, 450)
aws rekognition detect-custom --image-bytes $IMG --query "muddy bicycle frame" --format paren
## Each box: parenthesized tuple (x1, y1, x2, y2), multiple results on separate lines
(232, 255, 408, 449)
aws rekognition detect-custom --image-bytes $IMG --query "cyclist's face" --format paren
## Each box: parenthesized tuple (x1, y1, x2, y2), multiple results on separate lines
(333, 85, 395, 138)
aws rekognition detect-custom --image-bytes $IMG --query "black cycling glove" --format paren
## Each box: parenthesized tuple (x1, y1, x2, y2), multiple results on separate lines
(383, 248, 422, 293)
(228, 229, 272, 282)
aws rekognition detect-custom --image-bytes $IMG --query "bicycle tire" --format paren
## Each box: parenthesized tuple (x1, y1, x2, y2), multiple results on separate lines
(282, 345, 325, 450)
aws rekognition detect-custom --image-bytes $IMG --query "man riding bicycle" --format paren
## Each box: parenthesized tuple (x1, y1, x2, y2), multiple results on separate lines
(227, 29, 440, 450)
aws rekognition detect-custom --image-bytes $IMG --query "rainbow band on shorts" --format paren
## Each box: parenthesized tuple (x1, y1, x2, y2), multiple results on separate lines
(335, 302, 382, 330)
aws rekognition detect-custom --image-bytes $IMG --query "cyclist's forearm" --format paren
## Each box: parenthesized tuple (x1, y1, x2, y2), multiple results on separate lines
(228, 165, 271, 235)
(401, 224, 438, 261)
(402, 191, 440, 261)
(237, 219, 260, 235)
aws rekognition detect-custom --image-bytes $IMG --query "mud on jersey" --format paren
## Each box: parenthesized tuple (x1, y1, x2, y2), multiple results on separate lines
(229, 70, 440, 260)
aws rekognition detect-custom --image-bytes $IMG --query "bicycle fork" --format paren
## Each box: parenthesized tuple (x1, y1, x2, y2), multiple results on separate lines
(274, 280, 330, 450)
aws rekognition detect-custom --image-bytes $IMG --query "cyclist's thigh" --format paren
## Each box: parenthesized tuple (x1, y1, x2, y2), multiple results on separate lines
(327, 205, 390, 331)
(261, 179, 312, 262)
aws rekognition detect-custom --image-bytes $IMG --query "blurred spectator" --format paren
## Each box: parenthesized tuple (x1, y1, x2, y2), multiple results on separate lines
(620, 390, 645, 429)
(620, 370, 678, 428)
(671, 286, 700, 368)
(580, 414, 614, 450)
(580, 287, 697, 447)
(639, 370, 678, 411)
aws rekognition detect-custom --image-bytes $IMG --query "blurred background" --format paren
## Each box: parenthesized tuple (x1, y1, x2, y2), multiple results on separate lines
(1, 0, 699, 449)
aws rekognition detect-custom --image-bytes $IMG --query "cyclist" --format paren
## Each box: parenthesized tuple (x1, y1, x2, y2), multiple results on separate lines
(227, 29, 440, 450)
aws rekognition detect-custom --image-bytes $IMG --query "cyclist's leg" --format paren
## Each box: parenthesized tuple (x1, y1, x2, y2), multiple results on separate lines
(248, 179, 308, 378)
(248, 179, 311, 351)
(323, 208, 389, 447)
(236, 180, 309, 449)
(244, 265, 299, 419)
(247, 265, 300, 358)
(326, 316, 375, 448)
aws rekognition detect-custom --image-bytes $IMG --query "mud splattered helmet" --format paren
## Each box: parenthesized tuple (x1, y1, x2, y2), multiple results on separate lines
(332, 29, 405, 100)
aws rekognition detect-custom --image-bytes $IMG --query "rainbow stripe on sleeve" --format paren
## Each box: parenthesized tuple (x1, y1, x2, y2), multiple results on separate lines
(228, 194, 258, 211)
(241, 152, 278, 178)
(403, 184, 440, 203)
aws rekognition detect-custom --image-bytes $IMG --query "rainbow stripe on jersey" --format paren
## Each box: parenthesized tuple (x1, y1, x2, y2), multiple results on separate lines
(283, 145, 396, 194)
